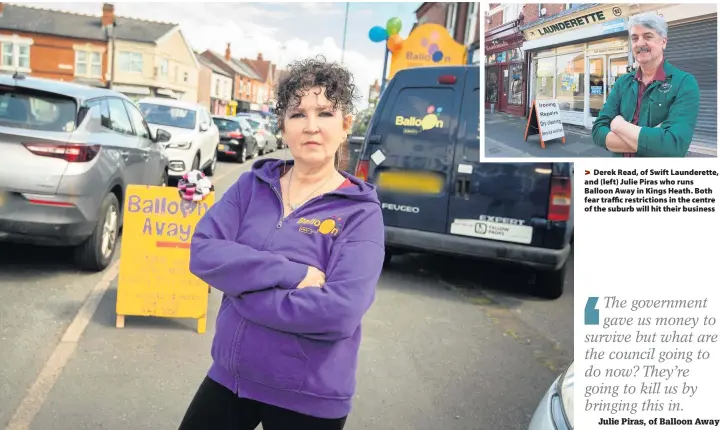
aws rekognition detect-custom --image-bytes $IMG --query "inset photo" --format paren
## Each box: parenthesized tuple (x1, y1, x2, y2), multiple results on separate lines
(483, 3, 717, 158)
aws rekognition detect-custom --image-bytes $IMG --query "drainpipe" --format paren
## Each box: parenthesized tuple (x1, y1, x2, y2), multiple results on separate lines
(106, 21, 116, 89)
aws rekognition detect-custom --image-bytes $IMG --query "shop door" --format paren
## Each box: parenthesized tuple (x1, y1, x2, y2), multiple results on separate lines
(499, 65, 509, 112)
(587, 55, 606, 121)
(607, 55, 629, 93)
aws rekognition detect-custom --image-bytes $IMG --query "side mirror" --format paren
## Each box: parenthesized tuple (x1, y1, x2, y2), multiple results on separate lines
(199, 123, 209, 132)
(155, 128, 172, 143)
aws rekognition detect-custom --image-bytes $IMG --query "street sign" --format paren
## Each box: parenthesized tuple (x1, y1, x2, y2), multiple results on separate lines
(115, 185, 214, 333)
(524, 99, 566, 149)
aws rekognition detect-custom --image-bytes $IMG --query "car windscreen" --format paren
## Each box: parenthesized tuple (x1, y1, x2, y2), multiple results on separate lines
(212, 118, 240, 131)
(246, 119, 261, 130)
(139, 103, 196, 129)
(0, 88, 77, 132)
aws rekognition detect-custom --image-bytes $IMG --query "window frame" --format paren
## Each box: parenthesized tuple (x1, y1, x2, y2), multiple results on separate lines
(118, 51, 143, 74)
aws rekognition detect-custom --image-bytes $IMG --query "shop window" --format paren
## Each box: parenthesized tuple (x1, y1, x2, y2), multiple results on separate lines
(508, 63, 523, 105)
(486, 68, 498, 103)
(535, 57, 555, 100)
(555, 52, 585, 112)
(507, 48, 522, 62)
(535, 47, 556, 58)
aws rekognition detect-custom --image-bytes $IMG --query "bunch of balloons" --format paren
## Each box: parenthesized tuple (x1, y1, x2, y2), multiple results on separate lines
(368, 17, 404, 54)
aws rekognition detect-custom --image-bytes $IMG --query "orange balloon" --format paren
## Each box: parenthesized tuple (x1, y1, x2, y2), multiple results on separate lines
(387, 34, 403, 53)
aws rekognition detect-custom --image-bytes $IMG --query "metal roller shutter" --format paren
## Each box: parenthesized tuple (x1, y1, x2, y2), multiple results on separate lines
(663, 19, 717, 154)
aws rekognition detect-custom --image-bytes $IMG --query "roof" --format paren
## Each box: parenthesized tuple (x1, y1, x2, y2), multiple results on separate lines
(0, 73, 128, 102)
(242, 58, 271, 82)
(196, 54, 231, 77)
(202, 51, 261, 81)
(136, 97, 204, 111)
(0, 4, 176, 44)
(231, 59, 262, 81)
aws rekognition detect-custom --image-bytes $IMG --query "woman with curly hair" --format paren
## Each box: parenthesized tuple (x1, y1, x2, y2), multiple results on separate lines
(179, 56, 385, 430)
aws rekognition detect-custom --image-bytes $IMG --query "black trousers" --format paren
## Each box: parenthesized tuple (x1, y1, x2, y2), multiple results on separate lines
(179, 376, 348, 430)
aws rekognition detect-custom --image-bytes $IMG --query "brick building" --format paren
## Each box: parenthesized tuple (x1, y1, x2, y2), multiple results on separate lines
(0, 3, 111, 87)
(0, 3, 201, 102)
(485, 3, 717, 155)
(415, 2, 480, 64)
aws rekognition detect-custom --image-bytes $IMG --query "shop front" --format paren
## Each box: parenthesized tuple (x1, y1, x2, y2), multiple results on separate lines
(521, 4, 633, 128)
(485, 20, 525, 116)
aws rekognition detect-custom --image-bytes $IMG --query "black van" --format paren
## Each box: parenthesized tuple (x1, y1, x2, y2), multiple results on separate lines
(354, 65, 573, 299)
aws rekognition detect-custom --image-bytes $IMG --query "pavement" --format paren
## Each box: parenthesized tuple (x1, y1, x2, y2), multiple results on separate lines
(484, 109, 716, 158)
(484, 110, 609, 158)
(0, 149, 574, 430)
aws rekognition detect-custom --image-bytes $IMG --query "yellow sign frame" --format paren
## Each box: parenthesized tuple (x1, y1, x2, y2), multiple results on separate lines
(389, 23, 467, 79)
(115, 185, 214, 333)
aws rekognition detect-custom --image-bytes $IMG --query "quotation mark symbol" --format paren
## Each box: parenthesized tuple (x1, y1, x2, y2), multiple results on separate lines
(585, 297, 600, 325)
(613, 7, 622, 16)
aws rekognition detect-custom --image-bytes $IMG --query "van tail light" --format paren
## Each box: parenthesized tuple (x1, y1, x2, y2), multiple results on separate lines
(548, 176, 572, 222)
(23, 143, 101, 163)
(227, 131, 244, 139)
(438, 75, 457, 85)
(355, 160, 369, 182)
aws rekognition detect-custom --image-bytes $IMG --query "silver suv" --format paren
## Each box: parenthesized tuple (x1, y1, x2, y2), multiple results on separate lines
(0, 74, 171, 271)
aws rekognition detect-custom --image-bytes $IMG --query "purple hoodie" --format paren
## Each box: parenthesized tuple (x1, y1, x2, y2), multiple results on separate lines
(189, 159, 385, 419)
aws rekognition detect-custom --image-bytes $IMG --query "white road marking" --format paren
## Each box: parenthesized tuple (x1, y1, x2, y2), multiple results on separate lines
(5, 261, 119, 430)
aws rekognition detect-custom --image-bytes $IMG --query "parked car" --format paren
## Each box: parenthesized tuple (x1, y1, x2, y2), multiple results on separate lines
(0, 74, 171, 271)
(138, 98, 219, 179)
(211, 115, 260, 162)
(245, 118, 278, 155)
(528, 362, 574, 429)
(354, 65, 573, 299)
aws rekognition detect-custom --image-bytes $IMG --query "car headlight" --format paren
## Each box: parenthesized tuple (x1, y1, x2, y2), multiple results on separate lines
(558, 362, 574, 428)
(166, 142, 192, 150)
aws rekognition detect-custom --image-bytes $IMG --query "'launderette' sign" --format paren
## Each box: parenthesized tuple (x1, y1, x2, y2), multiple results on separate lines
(523, 5, 631, 40)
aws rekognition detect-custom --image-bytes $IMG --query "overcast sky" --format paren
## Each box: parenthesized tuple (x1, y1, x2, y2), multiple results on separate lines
(18, 1, 421, 108)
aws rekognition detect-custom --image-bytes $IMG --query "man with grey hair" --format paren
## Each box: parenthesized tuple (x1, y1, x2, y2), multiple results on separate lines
(592, 12, 699, 157)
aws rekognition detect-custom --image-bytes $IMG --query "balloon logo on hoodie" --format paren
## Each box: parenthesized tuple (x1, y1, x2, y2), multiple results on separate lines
(297, 216, 342, 236)
(318, 219, 337, 235)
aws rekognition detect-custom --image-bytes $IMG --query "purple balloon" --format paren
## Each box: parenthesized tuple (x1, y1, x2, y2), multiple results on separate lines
(428, 44, 439, 55)
(432, 51, 444, 63)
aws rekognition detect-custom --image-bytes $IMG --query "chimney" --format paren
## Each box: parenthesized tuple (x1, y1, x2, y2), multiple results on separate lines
(101, 3, 114, 28)
(225, 43, 231, 61)
(257, 53, 263, 61)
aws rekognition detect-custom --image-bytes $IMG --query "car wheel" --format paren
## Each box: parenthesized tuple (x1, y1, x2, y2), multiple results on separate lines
(534, 264, 566, 300)
(74, 193, 120, 271)
(252, 145, 259, 158)
(160, 170, 169, 186)
(236, 145, 247, 163)
(203, 150, 217, 177)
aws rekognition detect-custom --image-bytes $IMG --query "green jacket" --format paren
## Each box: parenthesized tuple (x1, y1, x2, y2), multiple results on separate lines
(591, 59, 699, 157)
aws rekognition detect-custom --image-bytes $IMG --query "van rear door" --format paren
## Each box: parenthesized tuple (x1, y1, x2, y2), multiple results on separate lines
(447, 68, 567, 248)
(362, 69, 465, 234)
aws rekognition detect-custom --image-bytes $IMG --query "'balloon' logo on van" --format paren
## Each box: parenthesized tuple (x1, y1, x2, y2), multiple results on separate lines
(395, 105, 444, 134)
(422, 105, 443, 130)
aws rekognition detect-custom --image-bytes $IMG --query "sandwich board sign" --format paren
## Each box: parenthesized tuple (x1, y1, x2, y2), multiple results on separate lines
(524, 99, 566, 149)
(115, 185, 214, 334)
